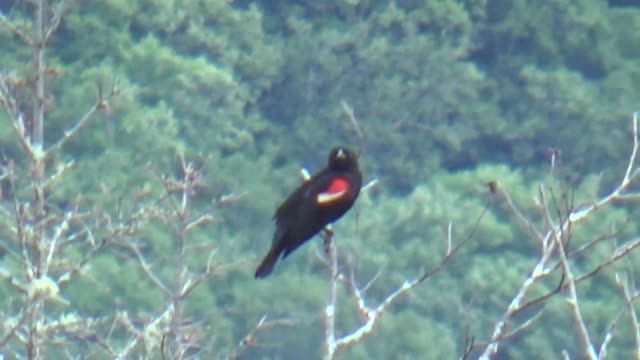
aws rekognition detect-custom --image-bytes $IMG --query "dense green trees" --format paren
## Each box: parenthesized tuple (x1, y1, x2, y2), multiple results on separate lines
(1, 0, 640, 359)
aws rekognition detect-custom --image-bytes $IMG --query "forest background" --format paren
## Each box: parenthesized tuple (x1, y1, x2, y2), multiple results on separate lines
(1, 0, 640, 359)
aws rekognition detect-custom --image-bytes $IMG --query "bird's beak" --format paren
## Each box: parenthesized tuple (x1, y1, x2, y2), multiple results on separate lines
(336, 148, 346, 159)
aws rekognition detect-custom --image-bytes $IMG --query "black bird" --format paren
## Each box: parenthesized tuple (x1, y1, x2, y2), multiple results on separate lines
(255, 146, 362, 278)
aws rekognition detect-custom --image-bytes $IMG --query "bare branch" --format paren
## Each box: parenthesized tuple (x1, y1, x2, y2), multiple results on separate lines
(45, 102, 101, 159)
(116, 305, 174, 359)
(0, 304, 32, 347)
(120, 241, 172, 296)
(228, 315, 298, 359)
(574, 238, 640, 284)
(539, 187, 597, 360)
(493, 183, 545, 250)
(184, 214, 215, 232)
(0, 13, 32, 45)
(481, 114, 640, 359)
(0, 79, 37, 159)
(615, 272, 640, 357)
(597, 307, 625, 360)
(333, 278, 413, 352)
(340, 99, 365, 140)
(42, 160, 76, 190)
(323, 202, 486, 359)
(42, 0, 68, 44)
(323, 232, 338, 360)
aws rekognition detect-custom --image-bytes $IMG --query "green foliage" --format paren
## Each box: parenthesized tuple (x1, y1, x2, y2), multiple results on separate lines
(344, 310, 457, 359)
(2, 0, 640, 358)
(472, 0, 640, 180)
(258, 0, 494, 193)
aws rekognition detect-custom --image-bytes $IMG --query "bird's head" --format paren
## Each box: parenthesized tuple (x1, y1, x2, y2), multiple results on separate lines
(328, 146, 358, 171)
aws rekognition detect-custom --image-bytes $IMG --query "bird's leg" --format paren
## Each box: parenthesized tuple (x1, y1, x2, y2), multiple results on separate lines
(322, 225, 334, 255)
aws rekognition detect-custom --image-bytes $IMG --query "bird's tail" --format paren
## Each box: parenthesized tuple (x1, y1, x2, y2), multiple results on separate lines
(255, 246, 281, 279)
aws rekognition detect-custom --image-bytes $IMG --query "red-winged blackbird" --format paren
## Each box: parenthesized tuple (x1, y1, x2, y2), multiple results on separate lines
(255, 146, 362, 278)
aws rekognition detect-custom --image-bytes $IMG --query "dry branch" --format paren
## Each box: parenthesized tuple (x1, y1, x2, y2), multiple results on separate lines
(479, 114, 640, 359)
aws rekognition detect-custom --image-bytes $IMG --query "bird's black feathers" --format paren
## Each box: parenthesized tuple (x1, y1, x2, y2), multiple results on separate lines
(255, 147, 362, 278)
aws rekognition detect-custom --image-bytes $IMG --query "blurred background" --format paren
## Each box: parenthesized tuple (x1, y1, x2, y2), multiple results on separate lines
(1, 0, 639, 358)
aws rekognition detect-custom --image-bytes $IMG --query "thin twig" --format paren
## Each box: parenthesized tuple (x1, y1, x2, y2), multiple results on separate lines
(340, 99, 365, 140)
(480, 113, 640, 359)
(539, 187, 597, 360)
(0, 12, 32, 45)
(121, 242, 172, 296)
(45, 102, 101, 159)
(323, 232, 338, 360)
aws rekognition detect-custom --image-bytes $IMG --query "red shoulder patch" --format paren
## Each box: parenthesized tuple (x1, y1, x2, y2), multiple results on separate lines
(326, 177, 349, 194)
(317, 177, 349, 205)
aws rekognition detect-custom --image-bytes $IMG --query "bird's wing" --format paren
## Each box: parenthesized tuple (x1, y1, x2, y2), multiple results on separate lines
(273, 170, 330, 221)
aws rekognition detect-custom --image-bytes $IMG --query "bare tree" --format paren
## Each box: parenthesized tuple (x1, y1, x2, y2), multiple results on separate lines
(112, 155, 246, 359)
(0, 0, 121, 358)
(0, 2, 285, 358)
(319, 214, 482, 360)
(478, 113, 640, 359)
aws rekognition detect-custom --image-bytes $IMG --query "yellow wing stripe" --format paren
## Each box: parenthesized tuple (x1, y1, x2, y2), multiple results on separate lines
(317, 190, 347, 205)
